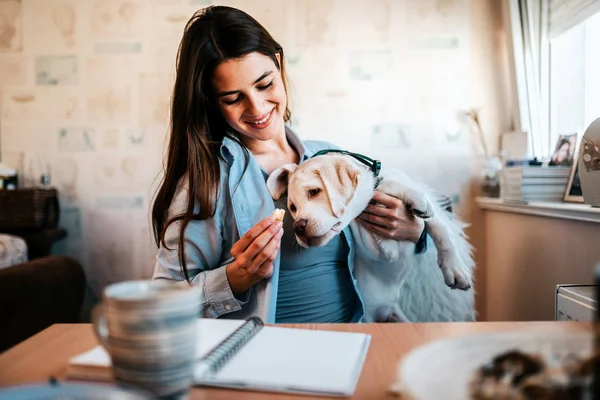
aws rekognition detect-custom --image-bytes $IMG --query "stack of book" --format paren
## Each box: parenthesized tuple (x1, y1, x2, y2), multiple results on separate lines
(500, 165, 571, 203)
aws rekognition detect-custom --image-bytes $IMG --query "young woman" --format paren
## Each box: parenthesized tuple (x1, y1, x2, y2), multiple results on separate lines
(151, 6, 428, 323)
(550, 138, 574, 166)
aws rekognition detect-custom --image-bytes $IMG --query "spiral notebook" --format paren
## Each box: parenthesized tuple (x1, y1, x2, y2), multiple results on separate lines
(67, 318, 371, 397)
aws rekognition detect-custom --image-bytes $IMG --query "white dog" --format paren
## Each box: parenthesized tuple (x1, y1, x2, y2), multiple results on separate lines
(267, 152, 475, 322)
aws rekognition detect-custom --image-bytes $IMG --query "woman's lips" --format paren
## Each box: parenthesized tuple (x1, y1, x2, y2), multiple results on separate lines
(244, 108, 274, 129)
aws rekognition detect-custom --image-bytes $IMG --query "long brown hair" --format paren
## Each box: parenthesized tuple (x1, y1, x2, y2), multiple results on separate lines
(152, 6, 291, 282)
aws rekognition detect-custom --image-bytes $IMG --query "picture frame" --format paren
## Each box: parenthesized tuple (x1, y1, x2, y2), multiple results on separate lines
(564, 155, 584, 203)
(550, 133, 578, 167)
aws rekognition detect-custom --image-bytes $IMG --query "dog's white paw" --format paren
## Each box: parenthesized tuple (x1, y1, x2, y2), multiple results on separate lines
(451, 268, 471, 291)
(440, 263, 471, 291)
(437, 248, 472, 290)
(406, 194, 435, 220)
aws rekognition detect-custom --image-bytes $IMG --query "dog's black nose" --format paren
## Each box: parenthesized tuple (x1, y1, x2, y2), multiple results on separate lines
(293, 219, 307, 236)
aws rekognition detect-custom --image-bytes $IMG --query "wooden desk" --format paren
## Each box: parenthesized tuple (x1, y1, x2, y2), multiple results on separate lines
(0, 321, 589, 399)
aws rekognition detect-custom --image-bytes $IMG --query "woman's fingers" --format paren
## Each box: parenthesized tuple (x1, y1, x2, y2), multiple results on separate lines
(245, 228, 283, 274)
(256, 241, 281, 279)
(231, 215, 276, 257)
(369, 191, 403, 209)
(226, 217, 283, 295)
(359, 211, 393, 228)
(359, 219, 393, 239)
(363, 203, 395, 218)
(234, 220, 281, 262)
(360, 209, 425, 243)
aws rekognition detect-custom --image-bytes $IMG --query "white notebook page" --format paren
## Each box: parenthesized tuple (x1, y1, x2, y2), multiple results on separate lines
(199, 324, 371, 396)
(70, 319, 370, 396)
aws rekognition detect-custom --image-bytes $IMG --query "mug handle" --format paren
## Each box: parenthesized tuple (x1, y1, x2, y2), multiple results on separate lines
(91, 304, 110, 350)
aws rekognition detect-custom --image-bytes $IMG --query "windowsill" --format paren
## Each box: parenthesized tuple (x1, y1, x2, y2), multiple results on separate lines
(476, 197, 600, 224)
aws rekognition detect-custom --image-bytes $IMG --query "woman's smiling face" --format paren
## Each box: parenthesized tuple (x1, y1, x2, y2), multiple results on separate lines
(212, 52, 288, 144)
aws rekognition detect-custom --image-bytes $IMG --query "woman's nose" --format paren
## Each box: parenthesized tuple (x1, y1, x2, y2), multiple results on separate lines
(245, 93, 265, 116)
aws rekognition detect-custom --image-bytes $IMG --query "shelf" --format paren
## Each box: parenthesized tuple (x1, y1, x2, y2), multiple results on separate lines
(476, 197, 600, 224)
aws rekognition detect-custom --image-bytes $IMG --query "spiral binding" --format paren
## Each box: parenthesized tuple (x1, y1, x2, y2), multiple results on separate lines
(201, 317, 264, 374)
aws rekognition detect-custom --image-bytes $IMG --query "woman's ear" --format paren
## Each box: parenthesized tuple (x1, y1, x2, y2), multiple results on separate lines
(275, 53, 281, 68)
(266, 163, 298, 200)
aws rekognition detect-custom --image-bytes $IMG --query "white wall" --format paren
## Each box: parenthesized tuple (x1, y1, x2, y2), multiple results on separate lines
(0, 0, 510, 315)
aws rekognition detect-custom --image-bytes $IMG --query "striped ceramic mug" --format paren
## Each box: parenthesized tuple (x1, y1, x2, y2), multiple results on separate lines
(92, 280, 202, 399)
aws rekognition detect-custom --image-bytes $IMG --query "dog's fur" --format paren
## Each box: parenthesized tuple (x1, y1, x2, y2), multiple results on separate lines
(267, 154, 475, 322)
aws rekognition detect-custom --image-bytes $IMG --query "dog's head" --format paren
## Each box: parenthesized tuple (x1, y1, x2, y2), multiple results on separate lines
(266, 155, 364, 248)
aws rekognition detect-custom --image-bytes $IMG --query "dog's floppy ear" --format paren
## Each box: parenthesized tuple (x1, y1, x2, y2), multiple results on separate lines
(317, 158, 359, 218)
(266, 164, 298, 200)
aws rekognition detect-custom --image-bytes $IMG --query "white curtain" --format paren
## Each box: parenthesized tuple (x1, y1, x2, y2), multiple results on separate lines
(549, 0, 600, 39)
(506, 0, 600, 157)
(505, 0, 549, 157)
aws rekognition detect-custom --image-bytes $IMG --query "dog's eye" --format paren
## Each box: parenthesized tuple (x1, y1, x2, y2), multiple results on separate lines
(308, 188, 321, 198)
(289, 203, 296, 213)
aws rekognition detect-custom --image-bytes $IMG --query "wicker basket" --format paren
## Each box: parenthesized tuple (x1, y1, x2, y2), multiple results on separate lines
(0, 188, 60, 231)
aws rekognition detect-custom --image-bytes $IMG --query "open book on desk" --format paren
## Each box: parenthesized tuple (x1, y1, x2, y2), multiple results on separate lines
(67, 318, 371, 397)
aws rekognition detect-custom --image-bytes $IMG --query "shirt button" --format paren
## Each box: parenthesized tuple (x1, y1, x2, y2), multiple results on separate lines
(225, 305, 231, 311)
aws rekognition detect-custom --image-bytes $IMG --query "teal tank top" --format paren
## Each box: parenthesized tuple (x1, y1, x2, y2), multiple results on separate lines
(271, 193, 358, 323)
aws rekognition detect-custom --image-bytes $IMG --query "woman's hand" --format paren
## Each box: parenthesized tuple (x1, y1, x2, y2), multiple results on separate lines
(226, 215, 284, 296)
(359, 191, 424, 243)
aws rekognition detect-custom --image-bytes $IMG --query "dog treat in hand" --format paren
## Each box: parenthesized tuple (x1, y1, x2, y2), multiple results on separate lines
(272, 208, 285, 222)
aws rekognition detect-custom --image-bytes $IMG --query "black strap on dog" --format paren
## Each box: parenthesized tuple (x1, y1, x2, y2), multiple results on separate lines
(311, 149, 383, 188)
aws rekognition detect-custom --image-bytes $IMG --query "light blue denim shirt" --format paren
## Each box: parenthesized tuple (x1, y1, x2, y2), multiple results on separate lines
(153, 126, 365, 323)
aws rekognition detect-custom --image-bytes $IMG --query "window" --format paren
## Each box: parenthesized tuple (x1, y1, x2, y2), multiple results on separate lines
(507, 0, 600, 158)
(550, 10, 600, 153)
